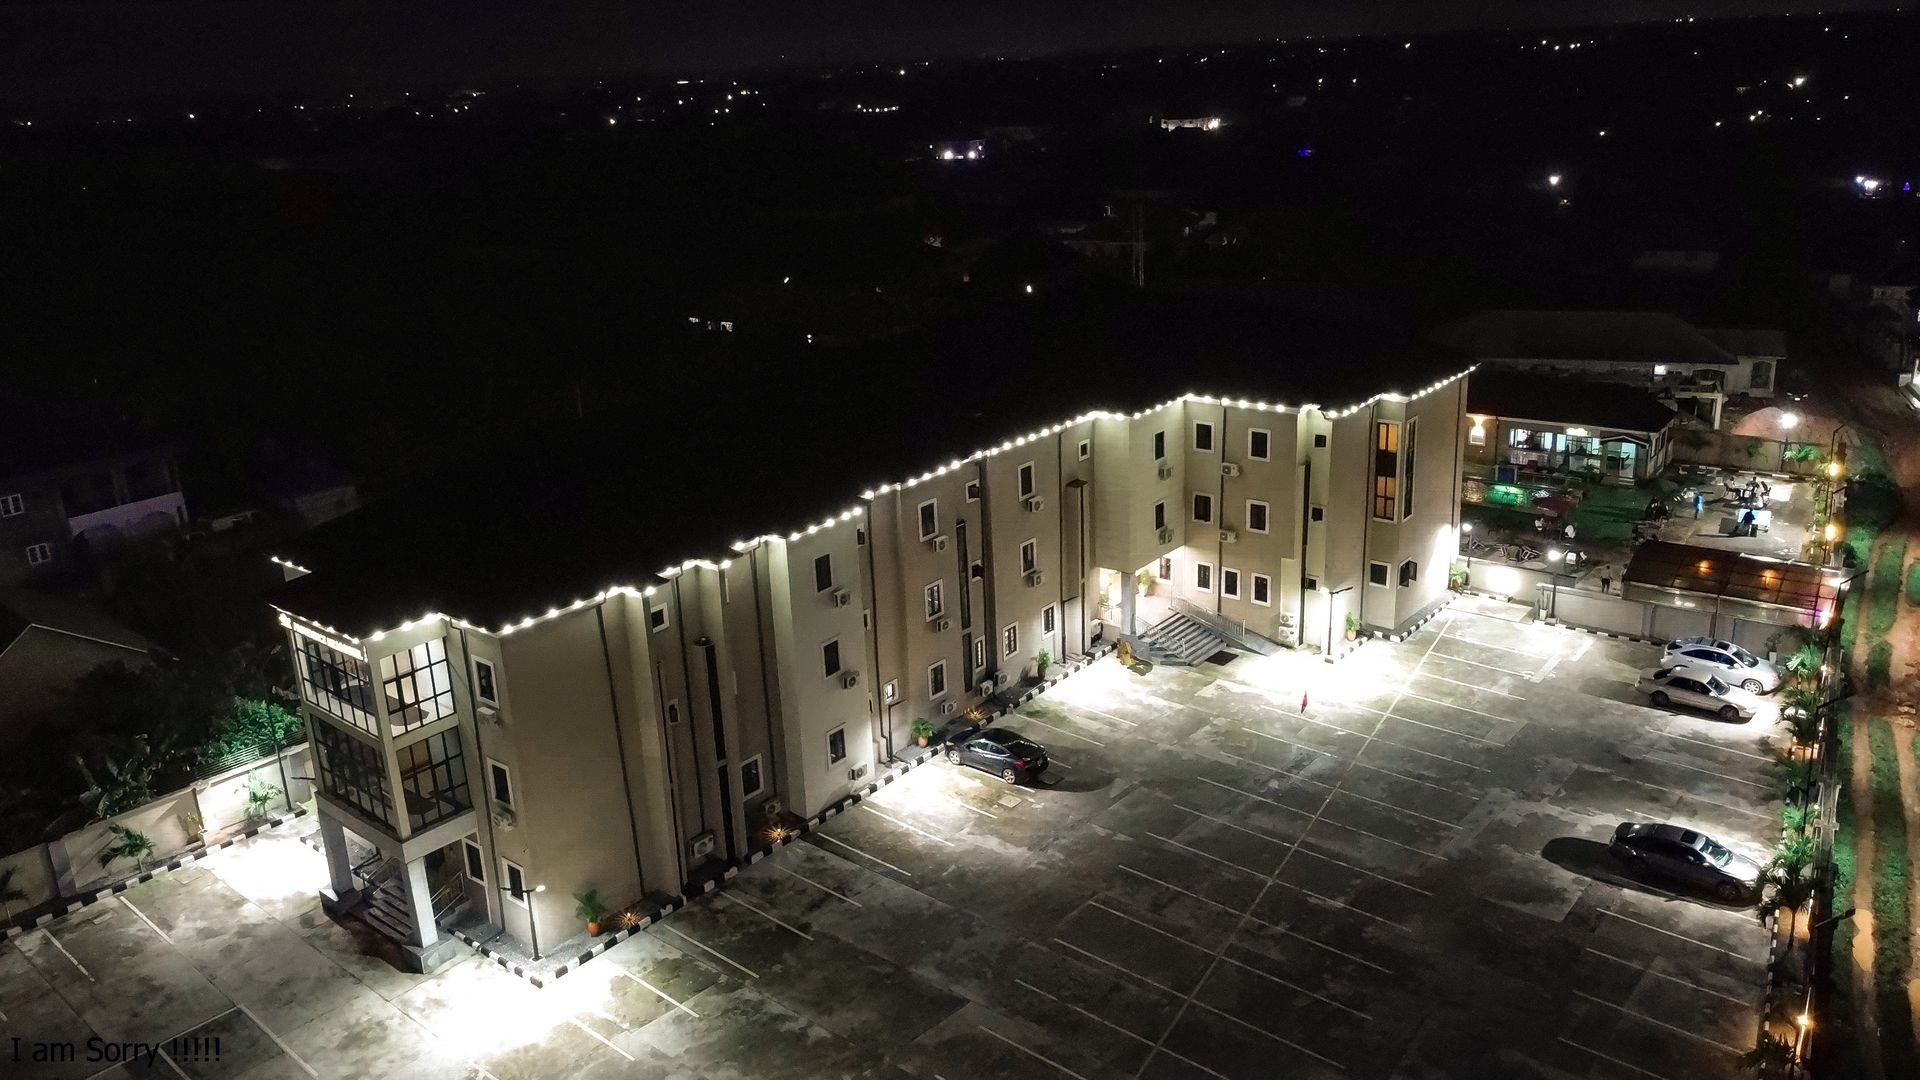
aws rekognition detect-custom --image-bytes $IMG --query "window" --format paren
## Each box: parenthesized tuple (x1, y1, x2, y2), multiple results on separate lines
(1018, 462, 1036, 498)
(1652, 364, 1669, 376)
(1369, 562, 1390, 587)
(472, 658, 499, 706)
(822, 639, 842, 678)
(0, 493, 22, 517)
(928, 660, 948, 698)
(462, 838, 486, 883)
(1078, 439, 1091, 461)
(1253, 574, 1272, 605)
(1400, 560, 1418, 587)
(814, 553, 834, 592)
(1192, 493, 1213, 522)
(1153, 430, 1166, 459)
(1246, 500, 1269, 534)
(965, 479, 981, 501)
(1193, 421, 1215, 452)
(883, 680, 898, 703)
(1195, 562, 1213, 592)
(740, 755, 764, 798)
(1313, 434, 1327, 448)
(828, 728, 847, 765)
(1221, 568, 1241, 599)
(1248, 429, 1270, 461)
(1301, 576, 1316, 593)
(665, 700, 681, 725)
(380, 638, 456, 734)
(1468, 422, 1487, 447)
(1043, 605, 1056, 635)
(1002, 623, 1019, 657)
(297, 635, 378, 734)
(1154, 501, 1166, 530)
(397, 729, 470, 831)
(1401, 419, 1418, 519)
(314, 721, 392, 829)
(488, 759, 515, 810)
(1310, 505, 1324, 523)
(971, 636, 986, 669)
(502, 860, 530, 907)
(1373, 421, 1400, 520)
(25, 543, 52, 567)
(648, 602, 669, 632)
(856, 527, 867, 546)
(1020, 539, 1037, 574)
(924, 581, 945, 620)
(1159, 556, 1172, 580)
(918, 499, 939, 540)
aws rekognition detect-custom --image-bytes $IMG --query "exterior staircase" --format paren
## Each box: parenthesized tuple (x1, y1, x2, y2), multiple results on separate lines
(1137, 612, 1231, 665)
(360, 876, 415, 942)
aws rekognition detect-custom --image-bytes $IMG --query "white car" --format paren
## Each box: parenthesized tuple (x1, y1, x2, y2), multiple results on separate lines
(1661, 637, 1781, 694)
(1636, 666, 1756, 722)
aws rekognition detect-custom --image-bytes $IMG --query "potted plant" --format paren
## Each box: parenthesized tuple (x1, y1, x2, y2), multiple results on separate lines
(1035, 649, 1052, 678)
(1344, 613, 1360, 641)
(575, 888, 607, 937)
(912, 718, 936, 748)
(1136, 569, 1155, 595)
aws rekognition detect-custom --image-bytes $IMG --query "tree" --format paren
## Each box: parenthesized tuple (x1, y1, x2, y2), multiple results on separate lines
(97, 823, 155, 871)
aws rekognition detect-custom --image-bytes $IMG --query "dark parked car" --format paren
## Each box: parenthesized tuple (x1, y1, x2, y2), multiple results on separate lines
(944, 726, 1049, 783)
(1608, 822, 1764, 902)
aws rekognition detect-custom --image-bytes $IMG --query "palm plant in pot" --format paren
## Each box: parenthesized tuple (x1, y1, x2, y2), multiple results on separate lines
(912, 718, 936, 748)
(1035, 649, 1052, 678)
(575, 888, 607, 937)
(1344, 613, 1360, 641)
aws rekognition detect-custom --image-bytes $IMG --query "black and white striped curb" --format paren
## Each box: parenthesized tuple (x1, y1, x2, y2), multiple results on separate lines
(1543, 620, 1664, 646)
(1369, 595, 1456, 644)
(466, 643, 1120, 988)
(1, 807, 311, 942)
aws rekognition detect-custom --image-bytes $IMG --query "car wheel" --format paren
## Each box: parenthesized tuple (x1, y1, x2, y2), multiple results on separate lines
(1716, 880, 1744, 903)
(1719, 705, 1739, 722)
(1742, 679, 1764, 694)
(945, 749, 959, 764)
(1000, 767, 1019, 784)
(1650, 691, 1670, 708)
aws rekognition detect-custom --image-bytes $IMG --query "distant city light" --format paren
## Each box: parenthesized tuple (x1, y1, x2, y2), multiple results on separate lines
(1793, 76, 1807, 87)
(1547, 174, 1562, 187)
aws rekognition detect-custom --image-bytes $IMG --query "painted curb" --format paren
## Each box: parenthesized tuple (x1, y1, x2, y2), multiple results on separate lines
(1544, 620, 1665, 646)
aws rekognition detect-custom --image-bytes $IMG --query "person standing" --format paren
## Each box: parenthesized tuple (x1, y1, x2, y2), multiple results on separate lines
(1693, 492, 1704, 518)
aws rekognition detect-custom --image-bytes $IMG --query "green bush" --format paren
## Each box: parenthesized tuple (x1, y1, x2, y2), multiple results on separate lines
(197, 698, 303, 765)
(1867, 721, 1918, 1068)
(1869, 540, 1906, 641)
(1868, 640, 1894, 690)
(1833, 714, 1857, 976)
(1908, 560, 1920, 607)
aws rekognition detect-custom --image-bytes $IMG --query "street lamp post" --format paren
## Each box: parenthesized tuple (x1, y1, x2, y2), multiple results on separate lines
(501, 882, 547, 960)
(1547, 548, 1564, 620)
(1461, 522, 1475, 578)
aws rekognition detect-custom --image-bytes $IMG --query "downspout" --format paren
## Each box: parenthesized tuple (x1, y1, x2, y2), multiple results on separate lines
(456, 627, 504, 925)
(748, 550, 788, 786)
(1298, 457, 1312, 648)
(592, 604, 648, 896)
(1056, 431, 1068, 643)
(857, 515, 894, 762)
(671, 582, 709, 830)
(1213, 409, 1226, 616)
(651, 657, 689, 888)
(1359, 405, 1376, 635)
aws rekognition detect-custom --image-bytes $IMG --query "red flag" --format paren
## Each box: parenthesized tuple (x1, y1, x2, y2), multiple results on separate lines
(1299, 690, 1309, 713)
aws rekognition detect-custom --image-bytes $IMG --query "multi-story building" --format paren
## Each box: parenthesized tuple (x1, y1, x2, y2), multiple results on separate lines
(268, 358, 1470, 970)
(0, 439, 187, 586)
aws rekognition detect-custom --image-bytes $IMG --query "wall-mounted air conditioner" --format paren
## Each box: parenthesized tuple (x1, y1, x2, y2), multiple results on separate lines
(478, 705, 502, 726)
(1156, 463, 1175, 480)
(841, 671, 860, 689)
(1221, 462, 1241, 477)
(848, 763, 869, 781)
(939, 701, 958, 715)
(1157, 525, 1175, 544)
(831, 587, 852, 607)
(1025, 496, 1045, 512)
(688, 832, 715, 859)
(1220, 529, 1239, 544)
(1025, 570, 1045, 587)
(491, 808, 516, 830)
(930, 535, 949, 552)
(935, 617, 953, 633)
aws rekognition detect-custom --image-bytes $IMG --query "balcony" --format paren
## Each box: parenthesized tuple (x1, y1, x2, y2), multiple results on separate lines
(66, 490, 186, 540)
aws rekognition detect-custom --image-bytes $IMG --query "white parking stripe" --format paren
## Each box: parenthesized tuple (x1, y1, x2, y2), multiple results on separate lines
(1441, 633, 1552, 660)
(1290, 846, 1432, 895)
(861, 805, 956, 846)
(569, 1017, 636, 1061)
(119, 895, 172, 945)
(618, 967, 702, 1017)
(1599, 910, 1763, 962)
(814, 833, 913, 876)
(155, 1050, 192, 1080)
(1267, 879, 1409, 932)
(1572, 990, 1747, 1054)
(1383, 712, 1503, 746)
(1401, 691, 1520, 724)
(1250, 701, 1373, 737)
(1196, 775, 1312, 816)
(1427, 649, 1539, 679)
(1238, 728, 1338, 759)
(1411, 670, 1524, 698)
(1213, 952, 1372, 1018)
(1654, 729, 1776, 762)
(1295, 778, 1464, 829)
(1309, 813, 1450, 860)
(1603, 772, 1775, 821)
(977, 1024, 1093, 1080)
(1349, 758, 1482, 796)
(936, 791, 1000, 818)
(1015, 979, 1238, 1080)
(716, 892, 813, 940)
(1051, 937, 1180, 995)
(1087, 899, 1208, 951)
(1186, 998, 1347, 1070)
(1644, 755, 1772, 790)
(1558, 1036, 1679, 1080)
(1197, 775, 1449, 858)
(776, 864, 864, 907)
(1362, 737, 1491, 772)
(656, 924, 760, 979)
(236, 1003, 320, 1077)
(1116, 865, 1395, 974)
(1063, 703, 1139, 727)
(38, 927, 93, 982)
(1016, 716, 1108, 747)
(1583, 947, 1757, 1008)
(1173, 803, 1293, 846)
(1146, 832, 1266, 878)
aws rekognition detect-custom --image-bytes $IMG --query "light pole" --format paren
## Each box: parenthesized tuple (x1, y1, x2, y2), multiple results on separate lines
(1461, 522, 1475, 578)
(501, 882, 547, 960)
(1547, 548, 1564, 620)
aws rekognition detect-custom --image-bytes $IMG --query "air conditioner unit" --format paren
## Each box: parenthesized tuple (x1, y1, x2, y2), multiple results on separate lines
(841, 670, 860, 689)
(761, 798, 784, 820)
(1025, 496, 1045, 512)
(997, 671, 1016, 690)
(491, 808, 516, 830)
(477, 705, 502, 726)
(935, 617, 953, 633)
(1026, 570, 1045, 587)
(1156, 463, 1175, 480)
(977, 681, 996, 697)
(931, 535, 949, 552)
(940, 701, 958, 715)
(1157, 525, 1175, 544)
(1221, 462, 1241, 477)
(688, 832, 716, 859)
(1220, 529, 1239, 544)
(831, 587, 852, 607)
(848, 763, 869, 781)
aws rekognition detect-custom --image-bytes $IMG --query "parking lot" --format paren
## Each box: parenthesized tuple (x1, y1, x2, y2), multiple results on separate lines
(0, 598, 1785, 1080)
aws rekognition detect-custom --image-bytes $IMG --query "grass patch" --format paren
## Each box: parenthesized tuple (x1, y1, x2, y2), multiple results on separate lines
(1908, 560, 1920, 607)
(1862, 539, 1907, 689)
(1868, 641, 1894, 690)
(1829, 713, 1861, 1076)
(1569, 483, 1654, 544)
(1867, 720, 1918, 1072)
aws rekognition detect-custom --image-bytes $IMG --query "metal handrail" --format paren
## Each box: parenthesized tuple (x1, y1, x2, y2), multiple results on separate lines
(428, 871, 468, 922)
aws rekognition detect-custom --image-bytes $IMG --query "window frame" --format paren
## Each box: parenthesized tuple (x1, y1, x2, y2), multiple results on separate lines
(827, 726, 847, 765)
(1247, 428, 1271, 462)
(971, 636, 987, 669)
(1401, 418, 1419, 519)
(1246, 499, 1270, 534)
(648, 601, 670, 633)
(1193, 421, 1215, 453)
(821, 638, 842, 678)
(1017, 461, 1036, 499)
(472, 657, 500, 707)
(740, 754, 765, 797)
(924, 580, 945, 621)
(1221, 567, 1241, 600)
(25, 542, 52, 567)
(1153, 430, 1166, 460)
(1252, 573, 1272, 606)
(1194, 561, 1214, 593)
(488, 759, 515, 811)
(1020, 538, 1038, 575)
(0, 493, 22, 517)
(1043, 605, 1056, 635)
(928, 660, 948, 699)
(1372, 420, 1401, 522)
(965, 479, 981, 502)
(1077, 439, 1091, 461)
(1191, 492, 1214, 523)
(1399, 560, 1418, 587)
(1368, 562, 1391, 587)
(1310, 504, 1325, 523)
(502, 859, 530, 908)
(814, 553, 834, 593)
(1153, 500, 1167, 530)
(917, 499, 939, 540)
(462, 838, 486, 884)
(1002, 622, 1019, 657)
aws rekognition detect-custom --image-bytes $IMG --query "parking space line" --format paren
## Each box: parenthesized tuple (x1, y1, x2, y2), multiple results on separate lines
(1441, 633, 1553, 660)
(1583, 947, 1756, 1008)
(716, 892, 813, 940)
(1558, 1036, 1677, 1080)
(119, 895, 172, 945)
(38, 927, 94, 982)
(1426, 649, 1540, 679)
(1362, 738, 1491, 772)
(618, 967, 701, 1018)
(776, 864, 864, 907)
(1348, 758, 1481, 796)
(1410, 670, 1524, 699)
(236, 1003, 320, 1077)
(1237, 729, 1337, 759)
(935, 791, 1000, 818)
(1605, 772, 1774, 821)
(1572, 990, 1746, 1054)
(1308, 813, 1449, 860)
(1015, 978, 1154, 1044)
(861, 805, 956, 846)
(1145, 832, 1266, 878)
(1087, 899, 1209, 951)
(814, 832, 913, 876)
(1063, 703, 1139, 727)
(1267, 879, 1410, 932)
(1213, 952, 1372, 1018)
(1382, 712, 1503, 746)
(155, 1049, 192, 1080)
(1291, 846, 1432, 895)
(1250, 701, 1374, 737)
(1173, 803, 1293, 846)
(1302, 781, 1463, 829)
(1196, 776, 1312, 817)
(1051, 938, 1180, 995)
(1644, 755, 1773, 790)
(1599, 910, 1763, 963)
(1187, 998, 1347, 1070)
(656, 924, 761, 979)
(1401, 691, 1520, 724)
(569, 1017, 637, 1061)
(978, 1024, 1093, 1080)
(1117, 865, 1395, 974)
(1017, 716, 1108, 747)
(1653, 729, 1776, 762)
(1219, 749, 1325, 778)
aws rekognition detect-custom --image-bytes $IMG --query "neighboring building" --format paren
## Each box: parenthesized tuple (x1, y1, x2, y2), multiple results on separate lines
(1158, 116, 1223, 131)
(1465, 373, 1681, 484)
(266, 329, 1469, 970)
(0, 589, 157, 745)
(0, 438, 187, 586)
(1431, 310, 1779, 428)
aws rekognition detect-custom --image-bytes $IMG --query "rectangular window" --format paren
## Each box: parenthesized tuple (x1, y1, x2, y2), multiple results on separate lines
(965, 479, 981, 502)
(1252, 574, 1272, 606)
(0, 493, 22, 517)
(1018, 462, 1036, 498)
(1310, 505, 1325, 523)
(1402, 419, 1418, 519)
(1400, 560, 1418, 587)
(856, 527, 867, 546)
(1246, 500, 1269, 534)
(1192, 493, 1213, 522)
(828, 727, 847, 764)
(924, 581, 945, 620)
(1195, 562, 1213, 592)
(1302, 576, 1318, 593)
(814, 553, 833, 592)
(313, 721, 393, 829)
(380, 638, 456, 734)
(462, 838, 486, 883)
(1369, 562, 1390, 587)
(1193, 421, 1215, 452)
(1078, 439, 1091, 460)
(648, 602, 669, 632)
(488, 759, 515, 810)
(971, 635, 986, 669)
(740, 755, 764, 798)
(1002, 623, 1018, 657)
(25, 542, 52, 566)
(1020, 539, 1037, 574)
(1373, 421, 1400, 521)
(298, 635, 378, 734)
(822, 639, 842, 678)
(1248, 429, 1271, 461)
(918, 499, 939, 540)
(1153, 430, 1166, 460)
(928, 660, 947, 698)
(396, 728, 471, 832)
(1043, 605, 1056, 634)
(1313, 433, 1328, 448)
(665, 700, 681, 725)
(502, 859, 529, 907)
(1153, 500, 1167, 530)
(472, 658, 499, 706)
(883, 680, 898, 703)
(1221, 568, 1241, 599)
(1468, 423, 1487, 447)
(1159, 556, 1172, 580)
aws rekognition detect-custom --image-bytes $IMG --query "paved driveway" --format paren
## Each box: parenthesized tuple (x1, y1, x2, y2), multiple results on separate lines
(0, 600, 1785, 1080)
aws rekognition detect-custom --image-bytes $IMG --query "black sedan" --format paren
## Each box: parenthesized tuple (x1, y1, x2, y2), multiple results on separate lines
(1608, 822, 1765, 902)
(944, 726, 1049, 783)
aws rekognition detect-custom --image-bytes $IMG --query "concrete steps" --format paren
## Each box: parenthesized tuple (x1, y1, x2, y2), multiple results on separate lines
(360, 876, 414, 942)
(1138, 613, 1230, 665)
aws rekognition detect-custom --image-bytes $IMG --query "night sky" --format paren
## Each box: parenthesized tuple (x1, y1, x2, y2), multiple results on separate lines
(0, 1, 1897, 114)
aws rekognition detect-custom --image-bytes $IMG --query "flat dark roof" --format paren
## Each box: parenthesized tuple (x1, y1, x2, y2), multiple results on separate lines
(271, 293, 1469, 637)
(1467, 372, 1679, 435)
(1623, 542, 1838, 616)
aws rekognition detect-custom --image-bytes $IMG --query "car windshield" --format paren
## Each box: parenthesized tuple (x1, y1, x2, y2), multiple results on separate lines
(1708, 677, 1731, 695)
(1729, 647, 1759, 667)
(1697, 836, 1735, 866)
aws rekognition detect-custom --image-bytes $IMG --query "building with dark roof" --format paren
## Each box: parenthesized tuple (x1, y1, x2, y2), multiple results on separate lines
(0, 589, 157, 745)
(0, 421, 187, 587)
(1465, 372, 1681, 484)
